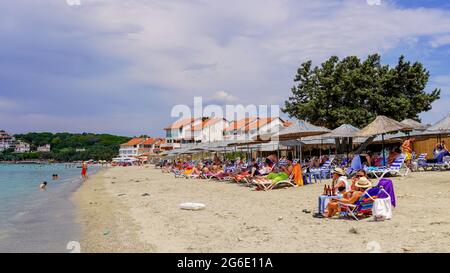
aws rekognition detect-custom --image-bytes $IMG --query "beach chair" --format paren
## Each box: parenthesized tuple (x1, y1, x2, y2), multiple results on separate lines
(367, 155, 408, 179)
(338, 186, 390, 221)
(423, 155, 450, 171)
(251, 172, 297, 191)
(412, 153, 428, 171)
(304, 156, 335, 183)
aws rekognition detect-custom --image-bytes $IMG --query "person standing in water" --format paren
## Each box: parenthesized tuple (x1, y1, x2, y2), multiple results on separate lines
(81, 161, 88, 181)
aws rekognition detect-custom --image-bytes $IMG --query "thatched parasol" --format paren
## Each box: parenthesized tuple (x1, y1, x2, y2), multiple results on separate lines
(356, 115, 413, 166)
(426, 114, 450, 133)
(270, 119, 330, 141)
(357, 116, 412, 137)
(400, 119, 428, 131)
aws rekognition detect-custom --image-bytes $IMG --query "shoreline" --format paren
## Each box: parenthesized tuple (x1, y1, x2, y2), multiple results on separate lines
(73, 165, 450, 253)
(0, 164, 89, 253)
(73, 167, 154, 252)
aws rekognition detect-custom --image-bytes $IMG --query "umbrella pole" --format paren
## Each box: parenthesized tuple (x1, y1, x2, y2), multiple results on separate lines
(320, 140, 322, 158)
(300, 143, 303, 163)
(382, 133, 386, 167)
(277, 143, 280, 160)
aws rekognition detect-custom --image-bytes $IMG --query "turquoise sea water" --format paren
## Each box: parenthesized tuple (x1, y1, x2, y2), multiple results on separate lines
(0, 164, 98, 253)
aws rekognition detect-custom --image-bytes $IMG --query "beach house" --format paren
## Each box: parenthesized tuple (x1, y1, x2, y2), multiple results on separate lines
(119, 138, 145, 158)
(119, 137, 166, 157)
(162, 118, 198, 150)
(14, 140, 30, 153)
(224, 117, 287, 141)
(0, 130, 16, 152)
(37, 144, 51, 152)
(224, 117, 258, 141)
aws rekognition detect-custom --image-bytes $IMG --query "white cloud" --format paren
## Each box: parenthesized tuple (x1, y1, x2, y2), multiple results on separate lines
(211, 91, 237, 103)
(3, 0, 450, 134)
(72, 0, 450, 101)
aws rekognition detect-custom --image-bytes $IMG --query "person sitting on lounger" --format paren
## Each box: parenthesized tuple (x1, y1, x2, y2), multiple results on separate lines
(350, 169, 371, 190)
(331, 167, 349, 195)
(325, 177, 372, 218)
(192, 163, 203, 176)
(432, 140, 450, 163)
(265, 154, 278, 168)
(265, 158, 293, 183)
(388, 147, 401, 166)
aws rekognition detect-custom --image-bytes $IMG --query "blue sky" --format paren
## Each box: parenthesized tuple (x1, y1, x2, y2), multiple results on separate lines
(1, 0, 450, 137)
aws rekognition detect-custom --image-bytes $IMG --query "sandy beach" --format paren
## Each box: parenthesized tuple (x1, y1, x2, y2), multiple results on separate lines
(73, 166, 450, 253)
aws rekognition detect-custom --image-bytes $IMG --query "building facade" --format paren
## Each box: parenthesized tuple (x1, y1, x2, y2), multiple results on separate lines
(15, 140, 31, 153)
(119, 137, 166, 157)
(37, 144, 51, 152)
(0, 130, 15, 152)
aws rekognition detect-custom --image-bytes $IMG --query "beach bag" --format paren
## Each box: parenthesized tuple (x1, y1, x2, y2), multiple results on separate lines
(372, 197, 392, 221)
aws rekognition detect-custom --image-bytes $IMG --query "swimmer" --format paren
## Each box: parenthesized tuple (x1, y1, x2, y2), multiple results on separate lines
(40, 181, 47, 190)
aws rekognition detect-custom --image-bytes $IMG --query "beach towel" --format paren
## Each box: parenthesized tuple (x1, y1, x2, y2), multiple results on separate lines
(372, 197, 392, 221)
(292, 163, 304, 186)
(377, 179, 396, 207)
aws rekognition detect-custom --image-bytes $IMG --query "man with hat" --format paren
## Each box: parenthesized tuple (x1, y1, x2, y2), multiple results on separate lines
(325, 177, 372, 218)
(331, 167, 349, 195)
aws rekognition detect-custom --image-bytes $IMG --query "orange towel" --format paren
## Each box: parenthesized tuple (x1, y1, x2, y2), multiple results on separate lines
(292, 163, 304, 186)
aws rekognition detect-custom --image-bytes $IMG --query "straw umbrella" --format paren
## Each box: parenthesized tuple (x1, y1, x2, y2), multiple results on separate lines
(400, 119, 429, 131)
(269, 120, 330, 161)
(324, 124, 360, 156)
(274, 120, 330, 141)
(356, 115, 413, 166)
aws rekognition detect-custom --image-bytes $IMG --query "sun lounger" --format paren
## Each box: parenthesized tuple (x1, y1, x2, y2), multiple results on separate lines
(414, 153, 428, 171)
(367, 155, 408, 179)
(338, 186, 390, 221)
(251, 172, 297, 191)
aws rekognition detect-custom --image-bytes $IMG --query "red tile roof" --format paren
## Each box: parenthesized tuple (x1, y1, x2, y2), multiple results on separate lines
(245, 117, 274, 131)
(224, 117, 257, 132)
(143, 138, 156, 145)
(164, 118, 196, 130)
(121, 138, 145, 146)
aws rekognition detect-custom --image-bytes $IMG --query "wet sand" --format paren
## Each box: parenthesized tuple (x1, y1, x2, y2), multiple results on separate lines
(74, 166, 450, 253)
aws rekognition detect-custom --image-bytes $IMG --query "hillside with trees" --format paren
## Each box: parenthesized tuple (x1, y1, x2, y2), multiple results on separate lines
(0, 132, 131, 162)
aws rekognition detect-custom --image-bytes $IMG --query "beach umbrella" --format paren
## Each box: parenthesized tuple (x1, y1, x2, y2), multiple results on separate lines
(401, 119, 429, 131)
(426, 114, 450, 133)
(422, 114, 450, 142)
(326, 124, 360, 138)
(356, 115, 413, 166)
(268, 119, 330, 141)
(327, 124, 360, 156)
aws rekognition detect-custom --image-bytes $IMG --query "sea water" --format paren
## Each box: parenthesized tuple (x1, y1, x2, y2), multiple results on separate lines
(0, 163, 98, 253)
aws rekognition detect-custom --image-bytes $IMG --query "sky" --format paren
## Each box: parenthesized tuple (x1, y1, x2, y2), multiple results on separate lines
(1, 0, 450, 137)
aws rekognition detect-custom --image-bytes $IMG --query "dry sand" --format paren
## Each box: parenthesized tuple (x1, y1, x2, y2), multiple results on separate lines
(73, 166, 450, 253)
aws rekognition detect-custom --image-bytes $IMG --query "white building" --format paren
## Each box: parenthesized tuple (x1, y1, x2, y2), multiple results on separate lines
(37, 144, 51, 152)
(118, 137, 166, 158)
(224, 117, 288, 141)
(119, 138, 145, 158)
(201, 118, 230, 143)
(163, 118, 199, 149)
(15, 141, 30, 153)
(0, 130, 15, 152)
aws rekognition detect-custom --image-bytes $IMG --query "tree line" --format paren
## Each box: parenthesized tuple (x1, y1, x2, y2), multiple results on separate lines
(0, 132, 131, 162)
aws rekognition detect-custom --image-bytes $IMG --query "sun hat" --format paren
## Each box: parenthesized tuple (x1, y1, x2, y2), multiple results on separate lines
(354, 177, 372, 189)
(331, 167, 345, 176)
